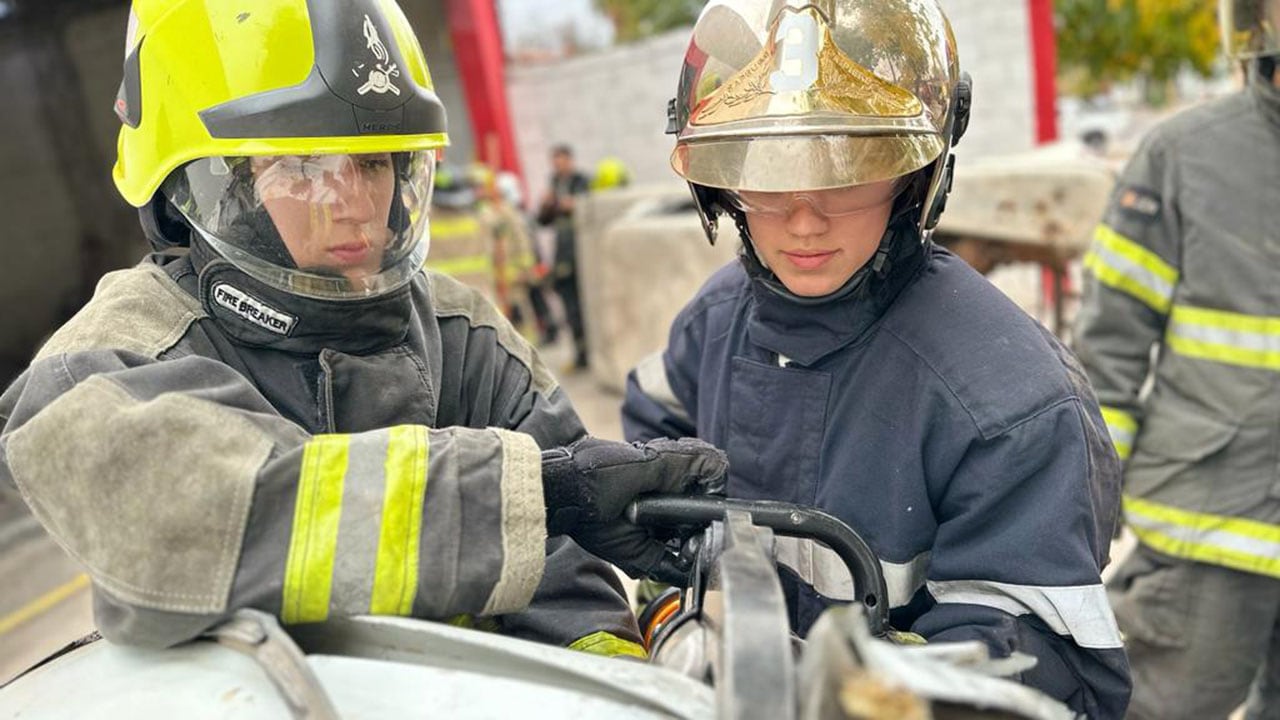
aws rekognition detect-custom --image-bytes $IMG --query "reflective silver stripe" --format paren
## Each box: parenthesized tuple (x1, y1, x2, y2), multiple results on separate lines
(328, 431, 392, 615)
(1087, 240, 1175, 307)
(1169, 318, 1280, 353)
(419, 429, 464, 618)
(773, 536, 929, 608)
(1126, 508, 1280, 560)
(1105, 423, 1134, 451)
(927, 580, 1123, 650)
(634, 350, 691, 425)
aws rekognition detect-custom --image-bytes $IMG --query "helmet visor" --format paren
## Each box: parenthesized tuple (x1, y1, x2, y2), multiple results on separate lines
(673, 134, 944, 192)
(165, 151, 436, 300)
(1222, 0, 1280, 59)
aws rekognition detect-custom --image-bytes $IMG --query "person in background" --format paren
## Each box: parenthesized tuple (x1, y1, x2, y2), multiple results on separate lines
(472, 164, 538, 335)
(1074, 0, 1280, 716)
(537, 144, 590, 371)
(622, 1, 1129, 715)
(425, 165, 496, 301)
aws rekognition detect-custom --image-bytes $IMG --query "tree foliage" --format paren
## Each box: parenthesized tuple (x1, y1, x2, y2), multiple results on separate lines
(592, 0, 702, 43)
(1057, 0, 1220, 103)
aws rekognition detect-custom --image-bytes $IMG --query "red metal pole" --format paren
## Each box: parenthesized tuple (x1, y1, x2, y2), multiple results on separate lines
(1028, 0, 1066, 323)
(1028, 0, 1059, 144)
(446, 0, 524, 180)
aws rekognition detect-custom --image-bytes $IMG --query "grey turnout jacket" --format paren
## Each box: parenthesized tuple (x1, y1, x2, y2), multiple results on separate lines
(1075, 76, 1280, 579)
(0, 243, 642, 655)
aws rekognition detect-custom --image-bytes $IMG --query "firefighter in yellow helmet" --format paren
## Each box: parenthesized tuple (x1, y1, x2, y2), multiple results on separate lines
(0, 0, 726, 653)
(622, 1, 1129, 716)
(590, 157, 632, 192)
(1076, 1, 1280, 717)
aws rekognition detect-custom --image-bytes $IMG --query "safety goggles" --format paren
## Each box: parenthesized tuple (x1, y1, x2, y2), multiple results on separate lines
(720, 181, 902, 218)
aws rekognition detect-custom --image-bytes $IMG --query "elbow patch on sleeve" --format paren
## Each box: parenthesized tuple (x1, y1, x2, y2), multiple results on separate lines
(36, 265, 204, 361)
(5, 375, 270, 614)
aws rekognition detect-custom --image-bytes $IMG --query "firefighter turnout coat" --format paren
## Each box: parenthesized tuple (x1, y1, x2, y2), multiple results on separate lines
(426, 207, 497, 302)
(0, 240, 642, 656)
(1075, 81, 1280, 581)
(623, 236, 1131, 718)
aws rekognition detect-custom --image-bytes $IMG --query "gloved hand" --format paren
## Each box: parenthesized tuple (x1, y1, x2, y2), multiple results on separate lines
(542, 437, 727, 585)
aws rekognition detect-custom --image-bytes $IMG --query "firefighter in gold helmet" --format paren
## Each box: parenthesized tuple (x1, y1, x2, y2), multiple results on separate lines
(0, 0, 726, 654)
(1075, 1, 1280, 717)
(622, 1, 1130, 715)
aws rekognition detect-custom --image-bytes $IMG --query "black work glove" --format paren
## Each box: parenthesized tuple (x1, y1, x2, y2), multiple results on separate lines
(542, 437, 727, 585)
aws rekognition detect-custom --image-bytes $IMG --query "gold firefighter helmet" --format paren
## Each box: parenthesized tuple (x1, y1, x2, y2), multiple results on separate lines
(1221, 0, 1280, 59)
(667, 0, 971, 243)
(115, 0, 450, 300)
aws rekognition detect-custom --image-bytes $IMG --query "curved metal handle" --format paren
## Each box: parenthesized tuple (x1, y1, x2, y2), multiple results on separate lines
(629, 496, 891, 637)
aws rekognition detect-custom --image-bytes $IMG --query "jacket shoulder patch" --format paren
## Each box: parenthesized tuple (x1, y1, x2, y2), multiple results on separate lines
(1116, 185, 1162, 223)
(37, 264, 205, 361)
(427, 271, 557, 394)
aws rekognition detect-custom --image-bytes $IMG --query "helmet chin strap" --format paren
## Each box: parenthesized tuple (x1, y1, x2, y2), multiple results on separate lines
(729, 180, 927, 307)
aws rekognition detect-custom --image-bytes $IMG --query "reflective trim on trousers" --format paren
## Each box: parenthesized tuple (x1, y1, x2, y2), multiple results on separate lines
(568, 631, 648, 659)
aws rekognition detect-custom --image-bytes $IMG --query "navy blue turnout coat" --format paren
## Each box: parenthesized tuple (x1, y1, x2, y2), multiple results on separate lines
(623, 237, 1131, 718)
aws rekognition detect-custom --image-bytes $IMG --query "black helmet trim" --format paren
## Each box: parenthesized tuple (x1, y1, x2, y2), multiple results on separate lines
(199, 0, 447, 139)
(115, 39, 143, 129)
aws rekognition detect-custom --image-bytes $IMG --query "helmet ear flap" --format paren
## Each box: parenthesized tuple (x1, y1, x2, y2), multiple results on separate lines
(952, 73, 973, 147)
(922, 71, 973, 232)
(688, 182, 724, 245)
(139, 191, 192, 251)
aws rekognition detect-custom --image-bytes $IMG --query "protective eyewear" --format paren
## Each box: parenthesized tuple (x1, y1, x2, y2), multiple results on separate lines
(721, 183, 901, 218)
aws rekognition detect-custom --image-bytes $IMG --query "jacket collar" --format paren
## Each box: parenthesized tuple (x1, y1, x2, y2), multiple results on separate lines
(176, 236, 413, 355)
(746, 225, 927, 367)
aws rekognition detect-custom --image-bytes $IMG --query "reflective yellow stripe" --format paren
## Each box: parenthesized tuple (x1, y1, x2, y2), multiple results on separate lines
(371, 426, 429, 616)
(447, 614, 502, 632)
(1083, 225, 1178, 313)
(568, 631, 648, 659)
(1167, 304, 1280, 371)
(283, 435, 350, 624)
(426, 255, 494, 277)
(1124, 495, 1280, 578)
(1099, 406, 1137, 460)
(500, 253, 536, 281)
(430, 216, 483, 238)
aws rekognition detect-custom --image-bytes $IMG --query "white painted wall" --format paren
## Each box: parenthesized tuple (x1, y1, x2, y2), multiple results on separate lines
(943, 0, 1037, 158)
(506, 1, 1040, 200)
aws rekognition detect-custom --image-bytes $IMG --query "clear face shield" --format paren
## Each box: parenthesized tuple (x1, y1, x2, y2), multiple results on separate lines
(164, 150, 436, 300)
